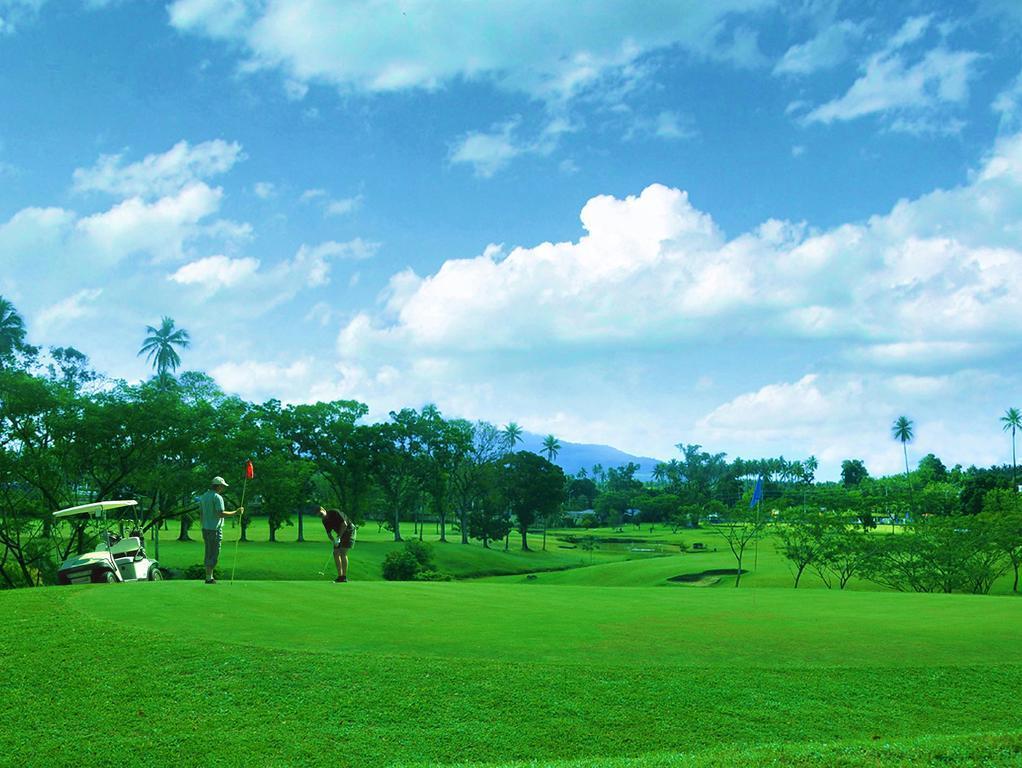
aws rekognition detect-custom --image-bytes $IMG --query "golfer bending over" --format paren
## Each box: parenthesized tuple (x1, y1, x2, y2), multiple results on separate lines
(316, 506, 355, 582)
(198, 476, 244, 584)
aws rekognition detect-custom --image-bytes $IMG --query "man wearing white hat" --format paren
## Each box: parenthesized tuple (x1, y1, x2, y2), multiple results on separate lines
(198, 476, 244, 584)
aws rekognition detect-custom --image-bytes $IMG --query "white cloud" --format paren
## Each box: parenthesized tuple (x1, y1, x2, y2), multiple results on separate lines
(35, 288, 103, 335)
(0, 0, 45, 35)
(449, 116, 581, 177)
(325, 195, 362, 217)
(449, 120, 523, 178)
(75, 182, 224, 263)
(300, 188, 327, 202)
(168, 254, 260, 292)
(72, 139, 243, 199)
(225, 129, 1022, 472)
(773, 19, 865, 76)
(167, 0, 250, 39)
(166, 0, 774, 104)
(253, 181, 275, 199)
(696, 370, 1006, 476)
(804, 17, 981, 129)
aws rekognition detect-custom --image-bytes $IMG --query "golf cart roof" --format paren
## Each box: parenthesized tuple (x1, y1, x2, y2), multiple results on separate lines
(52, 500, 138, 519)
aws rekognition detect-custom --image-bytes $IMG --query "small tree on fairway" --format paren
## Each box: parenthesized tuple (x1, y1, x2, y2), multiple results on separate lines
(774, 506, 831, 588)
(712, 499, 769, 587)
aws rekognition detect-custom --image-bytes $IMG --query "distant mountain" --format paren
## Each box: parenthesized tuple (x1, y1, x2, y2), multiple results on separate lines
(517, 431, 664, 480)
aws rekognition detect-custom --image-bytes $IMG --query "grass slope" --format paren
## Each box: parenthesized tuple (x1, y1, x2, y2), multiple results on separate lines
(3, 582, 1022, 767)
(151, 519, 636, 581)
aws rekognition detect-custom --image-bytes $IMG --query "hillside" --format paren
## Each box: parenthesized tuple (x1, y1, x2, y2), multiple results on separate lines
(518, 431, 664, 478)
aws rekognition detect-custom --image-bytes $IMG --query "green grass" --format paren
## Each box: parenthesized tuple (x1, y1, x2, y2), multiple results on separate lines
(3, 580, 1021, 767)
(150, 519, 637, 581)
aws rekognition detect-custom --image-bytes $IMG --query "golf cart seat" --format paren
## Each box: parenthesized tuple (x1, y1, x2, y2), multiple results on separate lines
(109, 536, 143, 557)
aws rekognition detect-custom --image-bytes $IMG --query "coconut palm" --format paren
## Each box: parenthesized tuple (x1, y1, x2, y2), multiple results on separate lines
(542, 434, 561, 462)
(1001, 407, 1022, 487)
(891, 416, 914, 477)
(652, 462, 668, 486)
(0, 296, 27, 365)
(502, 422, 523, 453)
(891, 415, 915, 517)
(138, 316, 190, 382)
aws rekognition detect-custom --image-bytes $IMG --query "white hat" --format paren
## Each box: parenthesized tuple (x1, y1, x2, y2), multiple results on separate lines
(211, 476, 229, 487)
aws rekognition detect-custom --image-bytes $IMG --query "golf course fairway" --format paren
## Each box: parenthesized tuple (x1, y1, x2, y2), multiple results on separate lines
(3, 581, 1021, 767)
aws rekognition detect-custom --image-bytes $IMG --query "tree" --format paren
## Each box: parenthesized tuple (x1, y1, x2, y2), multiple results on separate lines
(137, 316, 190, 382)
(503, 451, 566, 550)
(502, 422, 524, 453)
(840, 459, 869, 488)
(467, 461, 513, 548)
(1001, 407, 1022, 488)
(891, 416, 914, 479)
(541, 434, 561, 462)
(891, 416, 914, 513)
(369, 414, 423, 542)
(0, 296, 29, 367)
(981, 489, 1022, 592)
(412, 406, 473, 543)
(774, 507, 831, 588)
(710, 499, 769, 587)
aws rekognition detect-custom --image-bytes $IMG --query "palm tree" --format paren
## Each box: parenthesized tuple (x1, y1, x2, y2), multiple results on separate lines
(891, 417, 915, 478)
(1001, 407, 1022, 487)
(138, 316, 190, 382)
(0, 296, 27, 365)
(891, 415, 914, 518)
(541, 434, 561, 462)
(502, 422, 523, 453)
(652, 462, 668, 486)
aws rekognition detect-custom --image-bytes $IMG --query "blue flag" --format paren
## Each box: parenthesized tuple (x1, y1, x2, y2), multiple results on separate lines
(749, 477, 764, 508)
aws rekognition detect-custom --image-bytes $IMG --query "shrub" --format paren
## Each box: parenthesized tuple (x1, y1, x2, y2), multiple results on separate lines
(381, 549, 420, 581)
(382, 540, 451, 581)
(404, 539, 435, 568)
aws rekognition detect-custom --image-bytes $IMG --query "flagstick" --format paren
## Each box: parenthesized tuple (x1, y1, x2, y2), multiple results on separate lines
(231, 476, 247, 585)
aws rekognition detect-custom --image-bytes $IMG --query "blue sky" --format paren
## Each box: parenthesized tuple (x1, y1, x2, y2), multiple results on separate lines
(2, 0, 1022, 479)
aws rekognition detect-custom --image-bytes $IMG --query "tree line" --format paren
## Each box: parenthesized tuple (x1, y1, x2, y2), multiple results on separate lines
(1, 296, 1019, 593)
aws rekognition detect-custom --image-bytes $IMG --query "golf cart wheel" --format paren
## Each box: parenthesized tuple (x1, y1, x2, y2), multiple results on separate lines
(93, 570, 117, 583)
(148, 566, 164, 581)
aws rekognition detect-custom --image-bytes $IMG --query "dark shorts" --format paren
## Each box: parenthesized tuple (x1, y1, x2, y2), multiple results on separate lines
(202, 528, 222, 568)
(335, 533, 353, 551)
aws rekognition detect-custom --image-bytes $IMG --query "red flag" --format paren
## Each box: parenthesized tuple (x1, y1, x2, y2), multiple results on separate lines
(245, 459, 254, 480)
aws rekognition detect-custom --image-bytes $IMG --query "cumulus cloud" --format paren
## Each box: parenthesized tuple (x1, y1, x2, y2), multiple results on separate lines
(166, 0, 774, 103)
(72, 139, 243, 199)
(75, 181, 224, 263)
(802, 16, 981, 131)
(233, 129, 1022, 473)
(342, 134, 1022, 359)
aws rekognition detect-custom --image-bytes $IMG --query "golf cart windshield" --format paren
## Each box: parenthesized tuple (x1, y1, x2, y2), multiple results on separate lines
(52, 500, 138, 519)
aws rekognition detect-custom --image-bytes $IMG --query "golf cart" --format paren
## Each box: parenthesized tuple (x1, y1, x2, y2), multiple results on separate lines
(53, 500, 163, 585)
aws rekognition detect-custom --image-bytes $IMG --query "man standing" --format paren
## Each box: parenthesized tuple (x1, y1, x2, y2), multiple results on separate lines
(198, 476, 243, 584)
